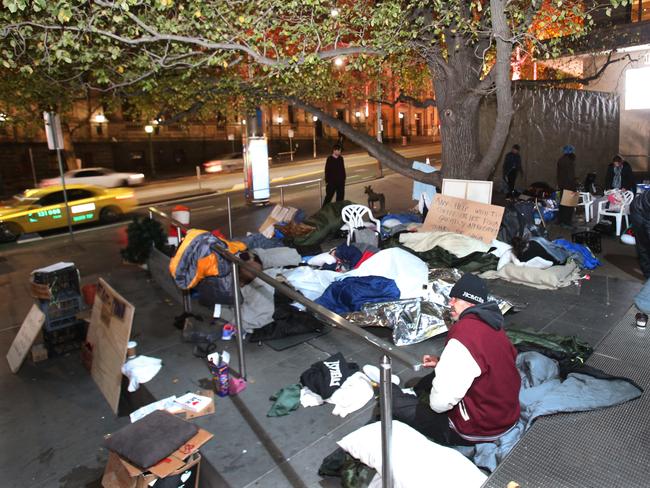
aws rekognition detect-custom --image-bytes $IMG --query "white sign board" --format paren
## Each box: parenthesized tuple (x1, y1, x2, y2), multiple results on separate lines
(442, 178, 493, 204)
(287, 129, 294, 139)
(6, 305, 46, 373)
(43, 111, 64, 150)
(248, 137, 270, 202)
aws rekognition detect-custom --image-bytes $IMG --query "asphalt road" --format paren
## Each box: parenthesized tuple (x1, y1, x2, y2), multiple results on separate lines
(1, 142, 440, 247)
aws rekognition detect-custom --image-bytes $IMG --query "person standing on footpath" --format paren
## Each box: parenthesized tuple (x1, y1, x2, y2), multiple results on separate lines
(322, 144, 346, 206)
(503, 144, 522, 197)
(605, 155, 635, 191)
(557, 144, 577, 228)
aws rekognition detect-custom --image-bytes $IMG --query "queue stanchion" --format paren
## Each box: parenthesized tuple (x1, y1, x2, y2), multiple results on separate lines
(231, 260, 247, 380)
(379, 354, 393, 488)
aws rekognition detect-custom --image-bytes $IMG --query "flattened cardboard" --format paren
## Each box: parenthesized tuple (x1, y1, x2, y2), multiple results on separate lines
(560, 189, 580, 207)
(6, 304, 46, 373)
(422, 194, 505, 244)
(86, 278, 135, 413)
(259, 205, 298, 238)
(148, 456, 186, 478)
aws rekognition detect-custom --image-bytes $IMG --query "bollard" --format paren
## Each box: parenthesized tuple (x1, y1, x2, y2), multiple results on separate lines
(379, 354, 393, 488)
(196, 166, 202, 190)
(318, 180, 323, 205)
(231, 261, 247, 380)
(280, 187, 285, 207)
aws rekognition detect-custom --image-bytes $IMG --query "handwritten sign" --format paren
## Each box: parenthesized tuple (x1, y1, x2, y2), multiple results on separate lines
(6, 305, 46, 373)
(87, 278, 135, 413)
(422, 194, 505, 244)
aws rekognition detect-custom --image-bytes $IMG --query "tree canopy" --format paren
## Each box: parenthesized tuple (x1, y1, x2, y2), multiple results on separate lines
(0, 0, 625, 182)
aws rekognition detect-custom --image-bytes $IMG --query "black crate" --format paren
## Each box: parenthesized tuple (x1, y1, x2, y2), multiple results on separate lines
(43, 319, 87, 357)
(31, 265, 80, 298)
(572, 231, 602, 254)
(39, 293, 82, 323)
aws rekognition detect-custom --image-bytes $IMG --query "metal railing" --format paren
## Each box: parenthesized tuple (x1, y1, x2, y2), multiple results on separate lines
(148, 204, 422, 488)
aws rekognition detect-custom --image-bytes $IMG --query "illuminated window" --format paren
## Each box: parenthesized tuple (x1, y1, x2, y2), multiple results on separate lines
(625, 66, 650, 110)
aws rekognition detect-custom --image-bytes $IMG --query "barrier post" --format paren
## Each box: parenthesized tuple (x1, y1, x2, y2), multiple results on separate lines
(231, 261, 247, 380)
(379, 354, 393, 488)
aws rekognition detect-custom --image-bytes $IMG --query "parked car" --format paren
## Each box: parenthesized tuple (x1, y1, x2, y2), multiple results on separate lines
(40, 167, 145, 188)
(0, 184, 137, 242)
(203, 153, 245, 173)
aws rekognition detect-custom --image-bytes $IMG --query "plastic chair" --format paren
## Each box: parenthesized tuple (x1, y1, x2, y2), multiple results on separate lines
(577, 192, 593, 222)
(596, 190, 634, 236)
(341, 204, 381, 245)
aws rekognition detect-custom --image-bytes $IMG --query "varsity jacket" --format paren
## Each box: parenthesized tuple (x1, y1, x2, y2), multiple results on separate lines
(429, 302, 521, 442)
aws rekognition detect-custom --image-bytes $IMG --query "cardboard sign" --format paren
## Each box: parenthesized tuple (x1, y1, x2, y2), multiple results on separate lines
(6, 305, 46, 373)
(86, 278, 135, 414)
(442, 178, 493, 204)
(560, 189, 580, 207)
(422, 194, 505, 244)
(258, 204, 298, 238)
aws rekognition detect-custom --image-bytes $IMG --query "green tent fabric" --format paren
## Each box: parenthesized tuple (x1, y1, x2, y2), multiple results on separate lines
(381, 235, 498, 273)
(267, 383, 301, 417)
(292, 200, 353, 247)
(506, 328, 594, 366)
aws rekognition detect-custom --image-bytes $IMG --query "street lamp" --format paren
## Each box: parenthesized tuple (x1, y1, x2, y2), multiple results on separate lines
(144, 124, 156, 178)
(312, 115, 318, 158)
(277, 116, 283, 138)
(334, 57, 344, 67)
(94, 113, 107, 135)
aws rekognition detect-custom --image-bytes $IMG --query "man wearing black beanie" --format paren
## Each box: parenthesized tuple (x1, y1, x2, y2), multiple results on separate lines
(392, 273, 521, 446)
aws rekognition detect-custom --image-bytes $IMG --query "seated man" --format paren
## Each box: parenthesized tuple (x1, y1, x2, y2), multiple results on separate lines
(391, 273, 521, 446)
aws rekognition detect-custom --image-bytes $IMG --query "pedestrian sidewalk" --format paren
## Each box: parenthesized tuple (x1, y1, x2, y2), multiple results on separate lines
(0, 174, 644, 488)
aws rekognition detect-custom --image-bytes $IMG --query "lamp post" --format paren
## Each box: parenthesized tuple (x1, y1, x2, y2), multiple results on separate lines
(94, 113, 107, 136)
(312, 116, 318, 158)
(277, 116, 283, 139)
(144, 124, 156, 178)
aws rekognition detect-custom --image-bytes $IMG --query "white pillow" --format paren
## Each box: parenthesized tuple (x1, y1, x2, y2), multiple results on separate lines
(337, 421, 487, 488)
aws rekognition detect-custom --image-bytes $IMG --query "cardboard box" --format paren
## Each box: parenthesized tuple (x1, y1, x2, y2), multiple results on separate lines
(258, 205, 298, 238)
(30, 343, 48, 363)
(560, 190, 579, 207)
(30, 280, 53, 300)
(102, 428, 211, 488)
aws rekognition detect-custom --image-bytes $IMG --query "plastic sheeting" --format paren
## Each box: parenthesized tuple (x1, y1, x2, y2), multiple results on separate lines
(346, 269, 514, 346)
(481, 87, 619, 190)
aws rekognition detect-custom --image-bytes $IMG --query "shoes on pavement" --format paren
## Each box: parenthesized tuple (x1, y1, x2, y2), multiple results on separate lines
(222, 323, 236, 341)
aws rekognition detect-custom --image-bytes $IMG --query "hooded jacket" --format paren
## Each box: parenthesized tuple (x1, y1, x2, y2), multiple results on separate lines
(429, 301, 521, 442)
(605, 160, 635, 191)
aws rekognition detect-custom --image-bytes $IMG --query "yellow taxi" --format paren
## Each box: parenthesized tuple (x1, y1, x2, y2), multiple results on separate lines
(0, 184, 138, 242)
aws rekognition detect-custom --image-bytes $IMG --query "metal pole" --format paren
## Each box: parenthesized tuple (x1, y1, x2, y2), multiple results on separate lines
(379, 355, 393, 488)
(148, 133, 156, 178)
(28, 147, 38, 187)
(196, 166, 202, 190)
(280, 187, 285, 207)
(313, 124, 317, 158)
(231, 262, 247, 380)
(47, 112, 74, 240)
(318, 179, 323, 205)
(182, 289, 192, 313)
(289, 137, 293, 161)
(227, 196, 233, 239)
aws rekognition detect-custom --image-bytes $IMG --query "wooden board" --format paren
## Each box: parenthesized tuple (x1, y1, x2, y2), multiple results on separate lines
(442, 178, 493, 204)
(6, 304, 46, 373)
(421, 194, 505, 244)
(86, 278, 135, 414)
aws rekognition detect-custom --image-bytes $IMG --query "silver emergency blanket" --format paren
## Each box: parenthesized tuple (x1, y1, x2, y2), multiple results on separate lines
(346, 269, 515, 346)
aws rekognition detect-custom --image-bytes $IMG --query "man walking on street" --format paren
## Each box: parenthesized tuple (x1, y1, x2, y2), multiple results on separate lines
(389, 273, 521, 446)
(503, 144, 522, 197)
(322, 144, 346, 206)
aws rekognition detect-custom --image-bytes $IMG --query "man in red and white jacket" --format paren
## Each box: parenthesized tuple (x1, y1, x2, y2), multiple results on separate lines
(392, 273, 521, 446)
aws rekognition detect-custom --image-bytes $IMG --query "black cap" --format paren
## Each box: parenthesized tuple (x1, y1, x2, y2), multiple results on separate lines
(449, 274, 488, 306)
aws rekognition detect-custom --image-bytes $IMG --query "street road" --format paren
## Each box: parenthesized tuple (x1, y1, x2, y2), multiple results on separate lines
(1, 142, 440, 247)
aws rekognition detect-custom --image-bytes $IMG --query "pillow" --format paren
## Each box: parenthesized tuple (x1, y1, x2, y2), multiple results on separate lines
(253, 247, 302, 269)
(104, 410, 199, 469)
(337, 421, 487, 488)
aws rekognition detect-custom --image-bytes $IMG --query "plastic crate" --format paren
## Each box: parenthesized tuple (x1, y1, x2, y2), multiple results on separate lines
(43, 319, 87, 357)
(31, 264, 80, 298)
(39, 293, 82, 321)
(572, 230, 602, 254)
(43, 314, 84, 333)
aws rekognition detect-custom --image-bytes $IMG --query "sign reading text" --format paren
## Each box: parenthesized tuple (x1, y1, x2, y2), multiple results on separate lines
(422, 194, 505, 244)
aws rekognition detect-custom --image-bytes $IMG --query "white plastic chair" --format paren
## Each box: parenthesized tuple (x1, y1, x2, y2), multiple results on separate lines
(341, 204, 381, 245)
(596, 190, 634, 236)
(577, 192, 593, 222)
